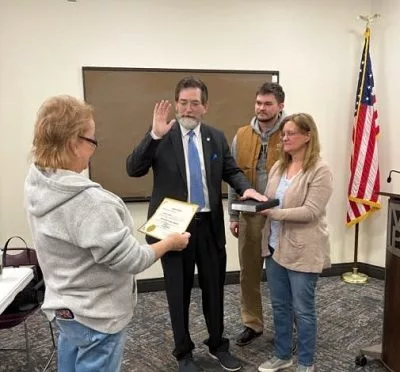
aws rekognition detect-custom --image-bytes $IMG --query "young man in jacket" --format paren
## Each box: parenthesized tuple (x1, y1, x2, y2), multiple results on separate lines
(228, 82, 286, 346)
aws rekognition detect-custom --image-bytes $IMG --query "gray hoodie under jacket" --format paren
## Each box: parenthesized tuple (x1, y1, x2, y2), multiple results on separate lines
(24, 165, 156, 334)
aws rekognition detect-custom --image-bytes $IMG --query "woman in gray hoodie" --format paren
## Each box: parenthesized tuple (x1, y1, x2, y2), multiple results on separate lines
(24, 95, 190, 372)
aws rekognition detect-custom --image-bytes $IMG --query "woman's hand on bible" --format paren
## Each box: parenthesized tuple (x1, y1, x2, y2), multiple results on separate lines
(258, 209, 271, 216)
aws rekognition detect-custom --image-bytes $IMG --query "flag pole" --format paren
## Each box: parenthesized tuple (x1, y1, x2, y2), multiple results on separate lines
(342, 223, 368, 283)
(342, 13, 380, 284)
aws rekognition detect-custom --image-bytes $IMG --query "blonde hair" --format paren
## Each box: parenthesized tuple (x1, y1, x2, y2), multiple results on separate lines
(32, 95, 93, 170)
(278, 113, 321, 173)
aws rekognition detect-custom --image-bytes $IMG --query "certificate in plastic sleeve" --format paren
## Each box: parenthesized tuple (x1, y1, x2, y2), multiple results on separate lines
(139, 198, 199, 240)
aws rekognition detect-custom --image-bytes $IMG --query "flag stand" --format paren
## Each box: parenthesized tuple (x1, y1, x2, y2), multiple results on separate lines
(343, 13, 381, 285)
(342, 223, 368, 283)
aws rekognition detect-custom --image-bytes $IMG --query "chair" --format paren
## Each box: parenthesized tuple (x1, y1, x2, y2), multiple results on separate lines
(0, 236, 56, 371)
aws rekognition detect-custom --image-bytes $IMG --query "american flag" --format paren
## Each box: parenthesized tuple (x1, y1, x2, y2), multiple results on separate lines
(346, 27, 381, 226)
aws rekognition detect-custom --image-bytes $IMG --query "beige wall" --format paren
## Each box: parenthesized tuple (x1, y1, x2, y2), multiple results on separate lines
(1, 0, 400, 280)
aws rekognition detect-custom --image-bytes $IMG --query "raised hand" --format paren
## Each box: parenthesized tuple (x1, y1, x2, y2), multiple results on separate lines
(152, 100, 175, 138)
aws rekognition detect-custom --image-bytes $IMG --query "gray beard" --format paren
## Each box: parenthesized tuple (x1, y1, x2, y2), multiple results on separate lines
(179, 117, 199, 130)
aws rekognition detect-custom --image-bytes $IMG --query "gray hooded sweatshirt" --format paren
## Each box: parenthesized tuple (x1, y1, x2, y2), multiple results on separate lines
(24, 165, 156, 334)
(228, 112, 286, 222)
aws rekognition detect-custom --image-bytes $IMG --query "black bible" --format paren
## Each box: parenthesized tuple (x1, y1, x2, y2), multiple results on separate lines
(231, 198, 279, 213)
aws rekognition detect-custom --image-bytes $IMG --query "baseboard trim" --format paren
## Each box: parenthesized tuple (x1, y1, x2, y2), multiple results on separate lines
(137, 262, 385, 293)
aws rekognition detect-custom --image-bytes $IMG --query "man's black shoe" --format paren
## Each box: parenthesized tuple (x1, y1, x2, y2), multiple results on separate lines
(178, 355, 203, 372)
(235, 327, 262, 346)
(208, 350, 242, 371)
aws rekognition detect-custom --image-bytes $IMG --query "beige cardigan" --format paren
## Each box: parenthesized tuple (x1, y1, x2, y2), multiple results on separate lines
(262, 159, 333, 273)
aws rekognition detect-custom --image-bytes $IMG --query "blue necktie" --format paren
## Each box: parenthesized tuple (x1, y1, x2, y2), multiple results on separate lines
(188, 131, 205, 209)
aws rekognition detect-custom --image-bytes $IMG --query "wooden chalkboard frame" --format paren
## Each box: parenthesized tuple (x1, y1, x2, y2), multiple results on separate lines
(82, 67, 279, 202)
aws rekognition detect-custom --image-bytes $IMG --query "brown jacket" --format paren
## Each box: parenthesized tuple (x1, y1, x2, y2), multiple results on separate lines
(236, 125, 280, 187)
(262, 159, 333, 273)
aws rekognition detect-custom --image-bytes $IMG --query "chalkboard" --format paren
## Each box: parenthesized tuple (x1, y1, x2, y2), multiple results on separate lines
(82, 67, 279, 201)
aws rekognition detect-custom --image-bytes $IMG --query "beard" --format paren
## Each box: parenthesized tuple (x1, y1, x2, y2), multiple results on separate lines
(257, 112, 277, 124)
(178, 116, 199, 130)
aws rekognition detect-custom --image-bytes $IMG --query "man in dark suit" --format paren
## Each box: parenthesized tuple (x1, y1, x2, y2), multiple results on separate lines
(126, 77, 266, 372)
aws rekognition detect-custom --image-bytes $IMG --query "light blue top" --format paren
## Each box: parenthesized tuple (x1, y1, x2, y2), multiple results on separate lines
(269, 174, 293, 249)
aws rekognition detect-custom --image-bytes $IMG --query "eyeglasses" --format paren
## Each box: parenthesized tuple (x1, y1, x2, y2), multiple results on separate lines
(177, 99, 202, 108)
(280, 131, 303, 139)
(79, 135, 98, 147)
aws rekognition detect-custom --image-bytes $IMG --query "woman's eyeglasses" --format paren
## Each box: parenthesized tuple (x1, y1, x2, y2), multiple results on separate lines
(280, 130, 309, 140)
(79, 135, 98, 147)
(280, 131, 300, 139)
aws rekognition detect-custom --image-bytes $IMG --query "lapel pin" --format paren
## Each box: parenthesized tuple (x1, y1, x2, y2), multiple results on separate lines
(206, 137, 210, 142)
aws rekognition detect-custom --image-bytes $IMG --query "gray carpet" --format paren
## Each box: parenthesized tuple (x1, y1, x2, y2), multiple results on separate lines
(0, 277, 386, 372)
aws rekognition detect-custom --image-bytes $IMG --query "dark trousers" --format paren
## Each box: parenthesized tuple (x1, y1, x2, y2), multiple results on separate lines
(161, 213, 229, 360)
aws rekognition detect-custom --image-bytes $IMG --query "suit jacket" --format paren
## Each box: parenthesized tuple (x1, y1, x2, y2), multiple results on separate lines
(126, 122, 251, 250)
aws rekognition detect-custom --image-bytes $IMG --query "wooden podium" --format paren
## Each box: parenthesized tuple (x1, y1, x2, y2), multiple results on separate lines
(356, 192, 400, 371)
(381, 192, 400, 371)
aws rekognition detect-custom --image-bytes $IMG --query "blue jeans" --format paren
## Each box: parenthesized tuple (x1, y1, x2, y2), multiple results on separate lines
(55, 319, 127, 372)
(266, 257, 319, 366)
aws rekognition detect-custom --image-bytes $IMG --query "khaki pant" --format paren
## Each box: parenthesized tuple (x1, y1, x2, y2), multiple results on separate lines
(238, 213, 266, 333)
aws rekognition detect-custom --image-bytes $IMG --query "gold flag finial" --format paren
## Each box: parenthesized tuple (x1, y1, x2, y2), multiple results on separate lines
(357, 14, 380, 29)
